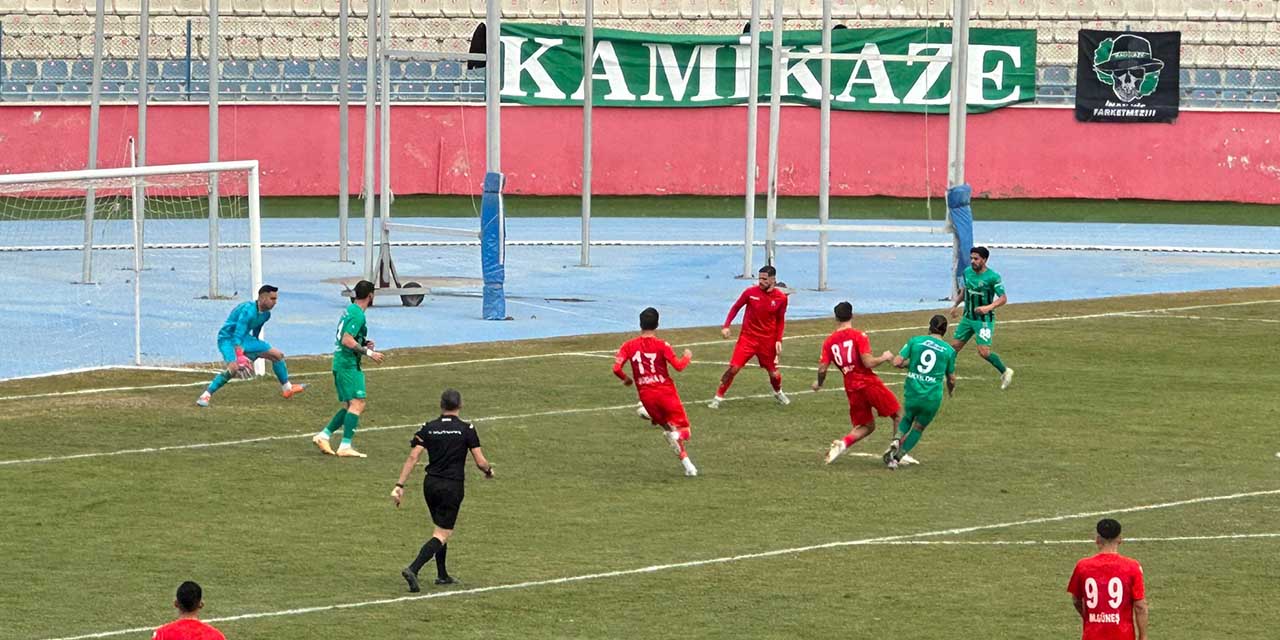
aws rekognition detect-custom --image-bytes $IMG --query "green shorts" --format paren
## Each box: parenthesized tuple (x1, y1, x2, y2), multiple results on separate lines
(332, 368, 367, 402)
(954, 316, 995, 346)
(902, 395, 943, 428)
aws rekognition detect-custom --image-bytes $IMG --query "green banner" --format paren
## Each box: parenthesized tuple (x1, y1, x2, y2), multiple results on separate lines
(498, 23, 1037, 113)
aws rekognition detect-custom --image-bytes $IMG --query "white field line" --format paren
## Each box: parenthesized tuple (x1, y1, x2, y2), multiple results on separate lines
(869, 533, 1280, 546)
(4, 298, 1278, 403)
(40, 488, 1280, 640)
(1117, 313, 1280, 324)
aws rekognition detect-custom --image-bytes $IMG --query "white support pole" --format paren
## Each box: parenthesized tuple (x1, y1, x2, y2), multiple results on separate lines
(743, 0, 761, 277)
(82, 0, 105, 284)
(248, 162, 266, 377)
(137, 0, 150, 260)
(130, 139, 142, 366)
(947, 0, 970, 192)
(208, 0, 221, 299)
(764, 0, 784, 266)
(485, 0, 500, 174)
(363, 0, 377, 280)
(338, 0, 351, 262)
(818, 0, 832, 291)
(378, 0, 392, 269)
(580, 4, 594, 267)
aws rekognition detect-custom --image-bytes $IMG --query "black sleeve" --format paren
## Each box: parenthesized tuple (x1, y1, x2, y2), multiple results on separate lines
(465, 423, 481, 449)
(410, 423, 429, 448)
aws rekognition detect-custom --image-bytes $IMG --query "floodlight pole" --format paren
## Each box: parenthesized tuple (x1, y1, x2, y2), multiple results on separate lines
(82, 0, 106, 284)
(338, 0, 351, 262)
(580, 3, 594, 267)
(763, 0, 785, 267)
(362, 0, 377, 280)
(947, 0, 970, 192)
(485, 0, 500, 174)
(208, 0, 221, 299)
(137, 0, 150, 260)
(742, 0, 761, 278)
(818, 0, 832, 291)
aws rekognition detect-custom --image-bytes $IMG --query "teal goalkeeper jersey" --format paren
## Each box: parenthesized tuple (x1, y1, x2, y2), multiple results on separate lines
(217, 301, 270, 345)
(962, 266, 1005, 321)
(898, 335, 956, 402)
(332, 303, 368, 371)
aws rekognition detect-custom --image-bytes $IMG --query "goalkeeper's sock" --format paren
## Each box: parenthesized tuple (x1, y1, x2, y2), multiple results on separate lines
(900, 427, 924, 455)
(271, 359, 289, 386)
(321, 409, 347, 438)
(339, 411, 360, 448)
(435, 544, 449, 580)
(409, 536, 444, 574)
(206, 370, 232, 395)
(984, 352, 1007, 374)
(897, 416, 912, 437)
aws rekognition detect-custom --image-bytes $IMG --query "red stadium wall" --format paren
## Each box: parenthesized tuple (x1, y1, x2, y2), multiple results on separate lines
(1, 103, 1277, 203)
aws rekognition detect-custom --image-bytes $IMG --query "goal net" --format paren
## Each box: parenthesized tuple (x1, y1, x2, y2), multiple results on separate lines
(0, 161, 262, 381)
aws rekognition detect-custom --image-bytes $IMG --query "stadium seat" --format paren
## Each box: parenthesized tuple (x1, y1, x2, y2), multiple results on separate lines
(1202, 22, 1242, 45)
(103, 59, 130, 80)
(304, 82, 336, 99)
(1153, 0, 1182, 19)
(237, 17, 275, 39)
(1178, 68, 1191, 86)
(343, 81, 366, 100)
(294, 0, 322, 15)
(1244, 0, 1277, 21)
(0, 82, 30, 100)
(291, 37, 322, 60)
(1050, 20, 1079, 44)
(1249, 90, 1278, 107)
(1225, 46, 1257, 67)
(435, 60, 462, 79)
(152, 82, 184, 100)
(312, 60, 339, 79)
(1219, 0, 1247, 19)
(1183, 0, 1216, 19)
(30, 82, 60, 100)
(272, 18, 304, 39)
(681, 0, 710, 19)
(187, 81, 209, 101)
(190, 60, 209, 80)
(252, 60, 283, 79)
(1067, 0, 1097, 19)
(278, 81, 306, 99)
(1188, 89, 1219, 107)
(593, 0, 621, 17)
(1035, 0, 1067, 18)
(61, 14, 96, 38)
(1192, 45, 1228, 67)
(1224, 69, 1253, 88)
(1003, 0, 1032, 18)
(1257, 70, 1280, 88)
(441, 0, 470, 16)
(1221, 89, 1250, 107)
(396, 82, 428, 100)
(403, 60, 432, 80)
(62, 82, 91, 99)
(262, 0, 292, 14)
(97, 81, 122, 98)
(242, 81, 274, 99)
(1042, 42, 1075, 66)
(1036, 86, 1069, 104)
(282, 60, 311, 79)
(1193, 69, 1222, 88)
(1041, 65, 1071, 86)
(71, 60, 94, 81)
(426, 81, 457, 99)
(229, 36, 260, 58)
(223, 60, 251, 80)
(39, 60, 69, 82)
(161, 60, 188, 81)
(261, 37, 292, 59)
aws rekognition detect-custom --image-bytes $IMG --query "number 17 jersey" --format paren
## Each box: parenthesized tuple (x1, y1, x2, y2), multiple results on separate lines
(613, 336, 689, 392)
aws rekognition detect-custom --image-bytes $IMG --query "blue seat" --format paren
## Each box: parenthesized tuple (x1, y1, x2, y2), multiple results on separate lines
(1257, 71, 1280, 89)
(31, 82, 61, 99)
(1220, 89, 1249, 107)
(434, 61, 462, 80)
(190, 61, 210, 80)
(278, 82, 305, 100)
(10, 60, 38, 80)
(283, 60, 311, 79)
(427, 81, 459, 99)
(152, 82, 184, 100)
(187, 81, 209, 101)
(1036, 86, 1068, 105)
(223, 60, 251, 80)
(463, 81, 485, 96)
(1178, 68, 1190, 86)
(252, 60, 282, 79)
(313, 60, 340, 79)
(1223, 69, 1251, 89)
(386, 61, 404, 80)
(97, 81, 122, 98)
(161, 60, 189, 81)
(302, 82, 333, 99)
(1040, 66, 1070, 86)
(242, 82, 274, 98)
(465, 67, 485, 80)
(396, 82, 426, 100)
(103, 60, 130, 80)
(1, 82, 31, 100)
(349, 60, 367, 78)
(1192, 69, 1221, 89)
(344, 81, 365, 100)
(1188, 89, 1219, 108)
(62, 82, 91, 99)
(130, 60, 160, 80)
(1250, 91, 1278, 107)
(41, 61, 70, 81)
(70, 60, 94, 80)
(120, 81, 139, 97)
(403, 61, 432, 80)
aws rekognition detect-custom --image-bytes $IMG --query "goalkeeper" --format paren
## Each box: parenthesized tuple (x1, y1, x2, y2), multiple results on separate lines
(196, 284, 306, 407)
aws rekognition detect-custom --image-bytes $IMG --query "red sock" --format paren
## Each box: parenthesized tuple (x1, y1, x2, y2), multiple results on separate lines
(769, 372, 782, 392)
(678, 427, 691, 442)
(677, 441, 688, 459)
(842, 434, 858, 447)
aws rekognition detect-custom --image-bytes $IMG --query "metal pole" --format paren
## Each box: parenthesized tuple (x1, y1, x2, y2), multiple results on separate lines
(947, 0, 970, 191)
(137, 0, 150, 260)
(208, 0, 220, 298)
(363, 0, 377, 280)
(130, 138, 142, 366)
(248, 161, 266, 377)
(82, 0, 106, 283)
(743, 0, 761, 278)
(818, 0, 832, 290)
(184, 19, 191, 98)
(764, 0, 784, 266)
(378, 0, 391, 272)
(580, 0, 593, 267)
(485, 0, 500, 174)
(338, 0, 350, 262)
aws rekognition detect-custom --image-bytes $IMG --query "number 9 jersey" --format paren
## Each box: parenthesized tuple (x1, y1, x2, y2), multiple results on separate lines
(1067, 552, 1146, 640)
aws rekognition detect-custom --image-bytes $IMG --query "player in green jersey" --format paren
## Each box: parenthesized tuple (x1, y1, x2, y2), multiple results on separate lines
(313, 280, 384, 458)
(949, 246, 1014, 389)
(883, 315, 957, 470)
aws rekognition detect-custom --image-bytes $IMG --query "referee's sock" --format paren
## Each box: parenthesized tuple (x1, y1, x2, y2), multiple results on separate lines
(409, 537, 444, 575)
(435, 544, 449, 580)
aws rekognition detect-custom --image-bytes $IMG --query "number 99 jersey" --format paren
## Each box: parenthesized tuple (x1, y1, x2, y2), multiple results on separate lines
(1067, 552, 1146, 640)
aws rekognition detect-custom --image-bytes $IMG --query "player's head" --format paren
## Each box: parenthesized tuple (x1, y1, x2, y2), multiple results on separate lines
(353, 280, 375, 302)
(757, 265, 777, 291)
(257, 284, 279, 310)
(639, 307, 659, 331)
(834, 301, 853, 322)
(970, 246, 990, 270)
(929, 314, 948, 336)
(440, 388, 462, 412)
(1096, 518, 1122, 543)
(174, 581, 203, 614)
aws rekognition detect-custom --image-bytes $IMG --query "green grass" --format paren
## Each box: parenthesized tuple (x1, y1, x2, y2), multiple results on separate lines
(3, 288, 1280, 640)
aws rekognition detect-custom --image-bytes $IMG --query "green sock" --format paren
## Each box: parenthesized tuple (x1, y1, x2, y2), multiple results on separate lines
(206, 370, 232, 395)
(985, 352, 1007, 373)
(900, 428, 925, 455)
(321, 409, 347, 437)
(340, 412, 360, 448)
(896, 416, 911, 437)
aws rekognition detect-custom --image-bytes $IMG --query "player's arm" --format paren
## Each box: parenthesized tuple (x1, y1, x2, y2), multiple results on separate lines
(390, 445, 425, 508)
(613, 345, 632, 385)
(1134, 598, 1149, 640)
(893, 343, 910, 368)
(978, 280, 1008, 315)
(860, 349, 895, 369)
(341, 331, 384, 363)
(946, 373, 957, 397)
(470, 447, 495, 478)
(721, 290, 749, 338)
(773, 295, 788, 350)
(665, 342, 692, 372)
(811, 361, 830, 391)
(1070, 595, 1085, 619)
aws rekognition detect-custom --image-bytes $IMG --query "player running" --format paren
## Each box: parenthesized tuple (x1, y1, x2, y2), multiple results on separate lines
(710, 265, 789, 409)
(812, 301, 902, 465)
(950, 246, 1014, 389)
(882, 314, 957, 470)
(196, 284, 306, 407)
(313, 280, 384, 458)
(613, 307, 698, 477)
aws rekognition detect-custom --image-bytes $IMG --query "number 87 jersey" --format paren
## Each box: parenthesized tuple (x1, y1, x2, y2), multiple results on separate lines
(1067, 552, 1146, 640)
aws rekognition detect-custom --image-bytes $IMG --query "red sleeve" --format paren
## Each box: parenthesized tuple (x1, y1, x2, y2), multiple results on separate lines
(613, 342, 631, 381)
(1066, 562, 1083, 596)
(818, 335, 833, 365)
(723, 289, 749, 328)
(665, 341, 690, 371)
(1130, 560, 1145, 601)
(853, 331, 871, 357)
(774, 293, 788, 342)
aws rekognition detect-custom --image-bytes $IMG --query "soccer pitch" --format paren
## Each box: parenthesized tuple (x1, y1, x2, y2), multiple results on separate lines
(2, 287, 1278, 640)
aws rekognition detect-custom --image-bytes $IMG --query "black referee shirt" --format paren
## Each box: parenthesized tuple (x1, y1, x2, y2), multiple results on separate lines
(411, 415, 480, 481)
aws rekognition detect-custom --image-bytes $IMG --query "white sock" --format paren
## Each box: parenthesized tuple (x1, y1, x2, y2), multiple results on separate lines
(282, 382, 293, 391)
(682, 457, 696, 472)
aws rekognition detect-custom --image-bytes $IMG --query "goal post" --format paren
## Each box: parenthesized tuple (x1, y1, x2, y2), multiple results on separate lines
(0, 160, 263, 380)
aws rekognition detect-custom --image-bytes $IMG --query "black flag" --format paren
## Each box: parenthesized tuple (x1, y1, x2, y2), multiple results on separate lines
(1075, 30, 1180, 123)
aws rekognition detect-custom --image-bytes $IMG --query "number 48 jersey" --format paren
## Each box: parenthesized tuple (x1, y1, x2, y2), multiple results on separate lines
(1067, 553, 1145, 640)
(613, 336, 690, 391)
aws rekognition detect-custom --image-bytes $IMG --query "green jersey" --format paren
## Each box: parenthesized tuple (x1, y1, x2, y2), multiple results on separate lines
(333, 303, 368, 371)
(898, 335, 956, 401)
(961, 266, 1005, 321)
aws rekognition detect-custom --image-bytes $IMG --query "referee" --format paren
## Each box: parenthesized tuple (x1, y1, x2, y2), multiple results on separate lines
(392, 388, 494, 592)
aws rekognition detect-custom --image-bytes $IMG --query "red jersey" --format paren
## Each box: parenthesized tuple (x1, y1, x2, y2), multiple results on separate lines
(723, 286, 788, 344)
(820, 327, 880, 389)
(613, 335, 690, 391)
(1067, 553, 1146, 640)
(153, 619, 226, 640)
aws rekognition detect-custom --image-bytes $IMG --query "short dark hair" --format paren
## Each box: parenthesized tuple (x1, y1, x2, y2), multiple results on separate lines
(758, 265, 776, 277)
(258, 284, 278, 296)
(175, 581, 202, 613)
(834, 301, 853, 322)
(440, 388, 462, 411)
(353, 280, 375, 300)
(971, 246, 990, 259)
(929, 314, 948, 335)
(1096, 518, 1122, 541)
(639, 307, 659, 331)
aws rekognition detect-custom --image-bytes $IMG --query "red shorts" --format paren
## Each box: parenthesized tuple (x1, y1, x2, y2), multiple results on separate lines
(639, 388, 690, 429)
(845, 379, 900, 426)
(729, 337, 778, 372)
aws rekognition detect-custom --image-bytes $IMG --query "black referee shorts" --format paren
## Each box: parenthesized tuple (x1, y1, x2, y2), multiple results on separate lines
(423, 476, 465, 529)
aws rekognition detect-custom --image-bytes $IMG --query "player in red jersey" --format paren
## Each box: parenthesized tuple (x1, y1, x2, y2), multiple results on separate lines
(152, 581, 225, 640)
(709, 265, 790, 409)
(811, 301, 902, 465)
(613, 307, 698, 476)
(1067, 519, 1149, 640)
